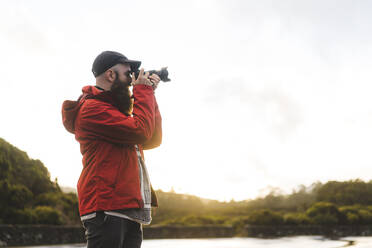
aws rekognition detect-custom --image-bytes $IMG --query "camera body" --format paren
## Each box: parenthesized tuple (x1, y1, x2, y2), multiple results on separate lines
(134, 67, 170, 82)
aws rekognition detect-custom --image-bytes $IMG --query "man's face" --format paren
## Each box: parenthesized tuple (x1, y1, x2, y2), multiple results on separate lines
(109, 63, 133, 115)
(111, 63, 132, 87)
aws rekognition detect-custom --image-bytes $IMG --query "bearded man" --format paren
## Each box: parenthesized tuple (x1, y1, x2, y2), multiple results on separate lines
(62, 51, 162, 248)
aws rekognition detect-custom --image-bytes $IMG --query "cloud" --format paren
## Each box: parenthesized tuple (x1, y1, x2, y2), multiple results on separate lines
(202, 78, 302, 139)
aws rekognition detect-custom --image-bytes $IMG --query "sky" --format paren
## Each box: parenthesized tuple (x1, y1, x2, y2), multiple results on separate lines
(1, 0, 372, 201)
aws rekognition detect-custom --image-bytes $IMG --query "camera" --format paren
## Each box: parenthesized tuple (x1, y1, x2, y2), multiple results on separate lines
(134, 67, 171, 82)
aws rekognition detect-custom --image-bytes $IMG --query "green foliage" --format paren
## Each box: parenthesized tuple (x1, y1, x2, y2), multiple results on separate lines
(151, 180, 372, 228)
(317, 180, 372, 205)
(244, 183, 321, 213)
(3, 206, 63, 225)
(246, 209, 284, 225)
(150, 190, 207, 225)
(0, 138, 79, 225)
(306, 202, 339, 217)
(33, 206, 62, 225)
(346, 212, 359, 224)
(160, 214, 229, 226)
(283, 212, 311, 225)
(306, 202, 341, 225)
(337, 205, 372, 225)
(339, 205, 361, 224)
(4, 208, 36, 224)
(0, 138, 55, 195)
(34, 192, 60, 206)
(0, 180, 33, 209)
(226, 216, 250, 234)
(9, 184, 33, 209)
(311, 213, 339, 225)
(358, 209, 372, 224)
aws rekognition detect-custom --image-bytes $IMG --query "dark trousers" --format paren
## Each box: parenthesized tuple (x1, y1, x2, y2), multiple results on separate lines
(83, 212, 143, 248)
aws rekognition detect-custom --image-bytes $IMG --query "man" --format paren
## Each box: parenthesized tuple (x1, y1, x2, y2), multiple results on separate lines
(62, 51, 162, 248)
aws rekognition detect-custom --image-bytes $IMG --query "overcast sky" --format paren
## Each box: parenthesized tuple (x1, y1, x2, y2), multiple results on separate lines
(1, 0, 372, 201)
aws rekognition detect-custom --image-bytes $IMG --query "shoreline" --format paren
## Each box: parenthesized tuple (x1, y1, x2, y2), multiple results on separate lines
(7, 237, 369, 248)
(1, 224, 372, 247)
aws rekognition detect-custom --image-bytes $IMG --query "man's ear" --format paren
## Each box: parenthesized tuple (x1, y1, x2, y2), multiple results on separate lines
(105, 69, 116, 83)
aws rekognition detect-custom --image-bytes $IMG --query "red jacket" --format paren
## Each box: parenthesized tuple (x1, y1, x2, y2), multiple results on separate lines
(62, 85, 161, 216)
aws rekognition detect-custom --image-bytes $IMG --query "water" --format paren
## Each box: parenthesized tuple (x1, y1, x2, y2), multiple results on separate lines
(15, 236, 372, 248)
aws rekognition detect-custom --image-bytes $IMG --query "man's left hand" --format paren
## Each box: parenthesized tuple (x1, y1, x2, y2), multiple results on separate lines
(149, 74, 161, 90)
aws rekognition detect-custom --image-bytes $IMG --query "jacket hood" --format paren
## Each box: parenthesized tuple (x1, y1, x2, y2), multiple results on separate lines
(62, 86, 108, 134)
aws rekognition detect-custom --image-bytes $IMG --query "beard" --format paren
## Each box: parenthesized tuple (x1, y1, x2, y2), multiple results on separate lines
(110, 71, 133, 116)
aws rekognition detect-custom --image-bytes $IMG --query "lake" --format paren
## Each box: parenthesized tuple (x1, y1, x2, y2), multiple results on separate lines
(15, 236, 372, 248)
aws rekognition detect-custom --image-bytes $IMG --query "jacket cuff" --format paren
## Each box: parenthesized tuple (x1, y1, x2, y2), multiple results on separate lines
(133, 84, 154, 92)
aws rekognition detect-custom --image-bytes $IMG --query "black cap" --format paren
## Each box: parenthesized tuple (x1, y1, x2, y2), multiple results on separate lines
(92, 51, 141, 77)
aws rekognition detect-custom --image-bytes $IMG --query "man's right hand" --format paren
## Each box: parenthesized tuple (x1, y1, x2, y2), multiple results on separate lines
(131, 68, 153, 87)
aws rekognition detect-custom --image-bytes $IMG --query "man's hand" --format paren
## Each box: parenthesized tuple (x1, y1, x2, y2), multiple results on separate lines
(131, 68, 153, 87)
(149, 74, 161, 90)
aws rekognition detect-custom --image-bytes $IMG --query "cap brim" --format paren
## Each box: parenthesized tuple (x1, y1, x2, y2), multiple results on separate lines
(119, 58, 141, 72)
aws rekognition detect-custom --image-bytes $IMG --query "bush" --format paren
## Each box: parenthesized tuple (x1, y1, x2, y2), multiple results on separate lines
(284, 212, 311, 225)
(0, 181, 33, 209)
(34, 192, 59, 206)
(34, 206, 62, 225)
(311, 213, 339, 225)
(366, 206, 372, 212)
(247, 209, 284, 225)
(160, 215, 228, 226)
(338, 206, 372, 225)
(3, 208, 36, 224)
(306, 202, 341, 225)
(33, 192, 80, 224)
(339, 205, 362, 224)
(358, 209, 372, 224)
(346, 212, 360, 224)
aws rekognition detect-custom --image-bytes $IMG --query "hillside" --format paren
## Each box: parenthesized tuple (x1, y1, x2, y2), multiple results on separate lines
(0, 138, 79, 224)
